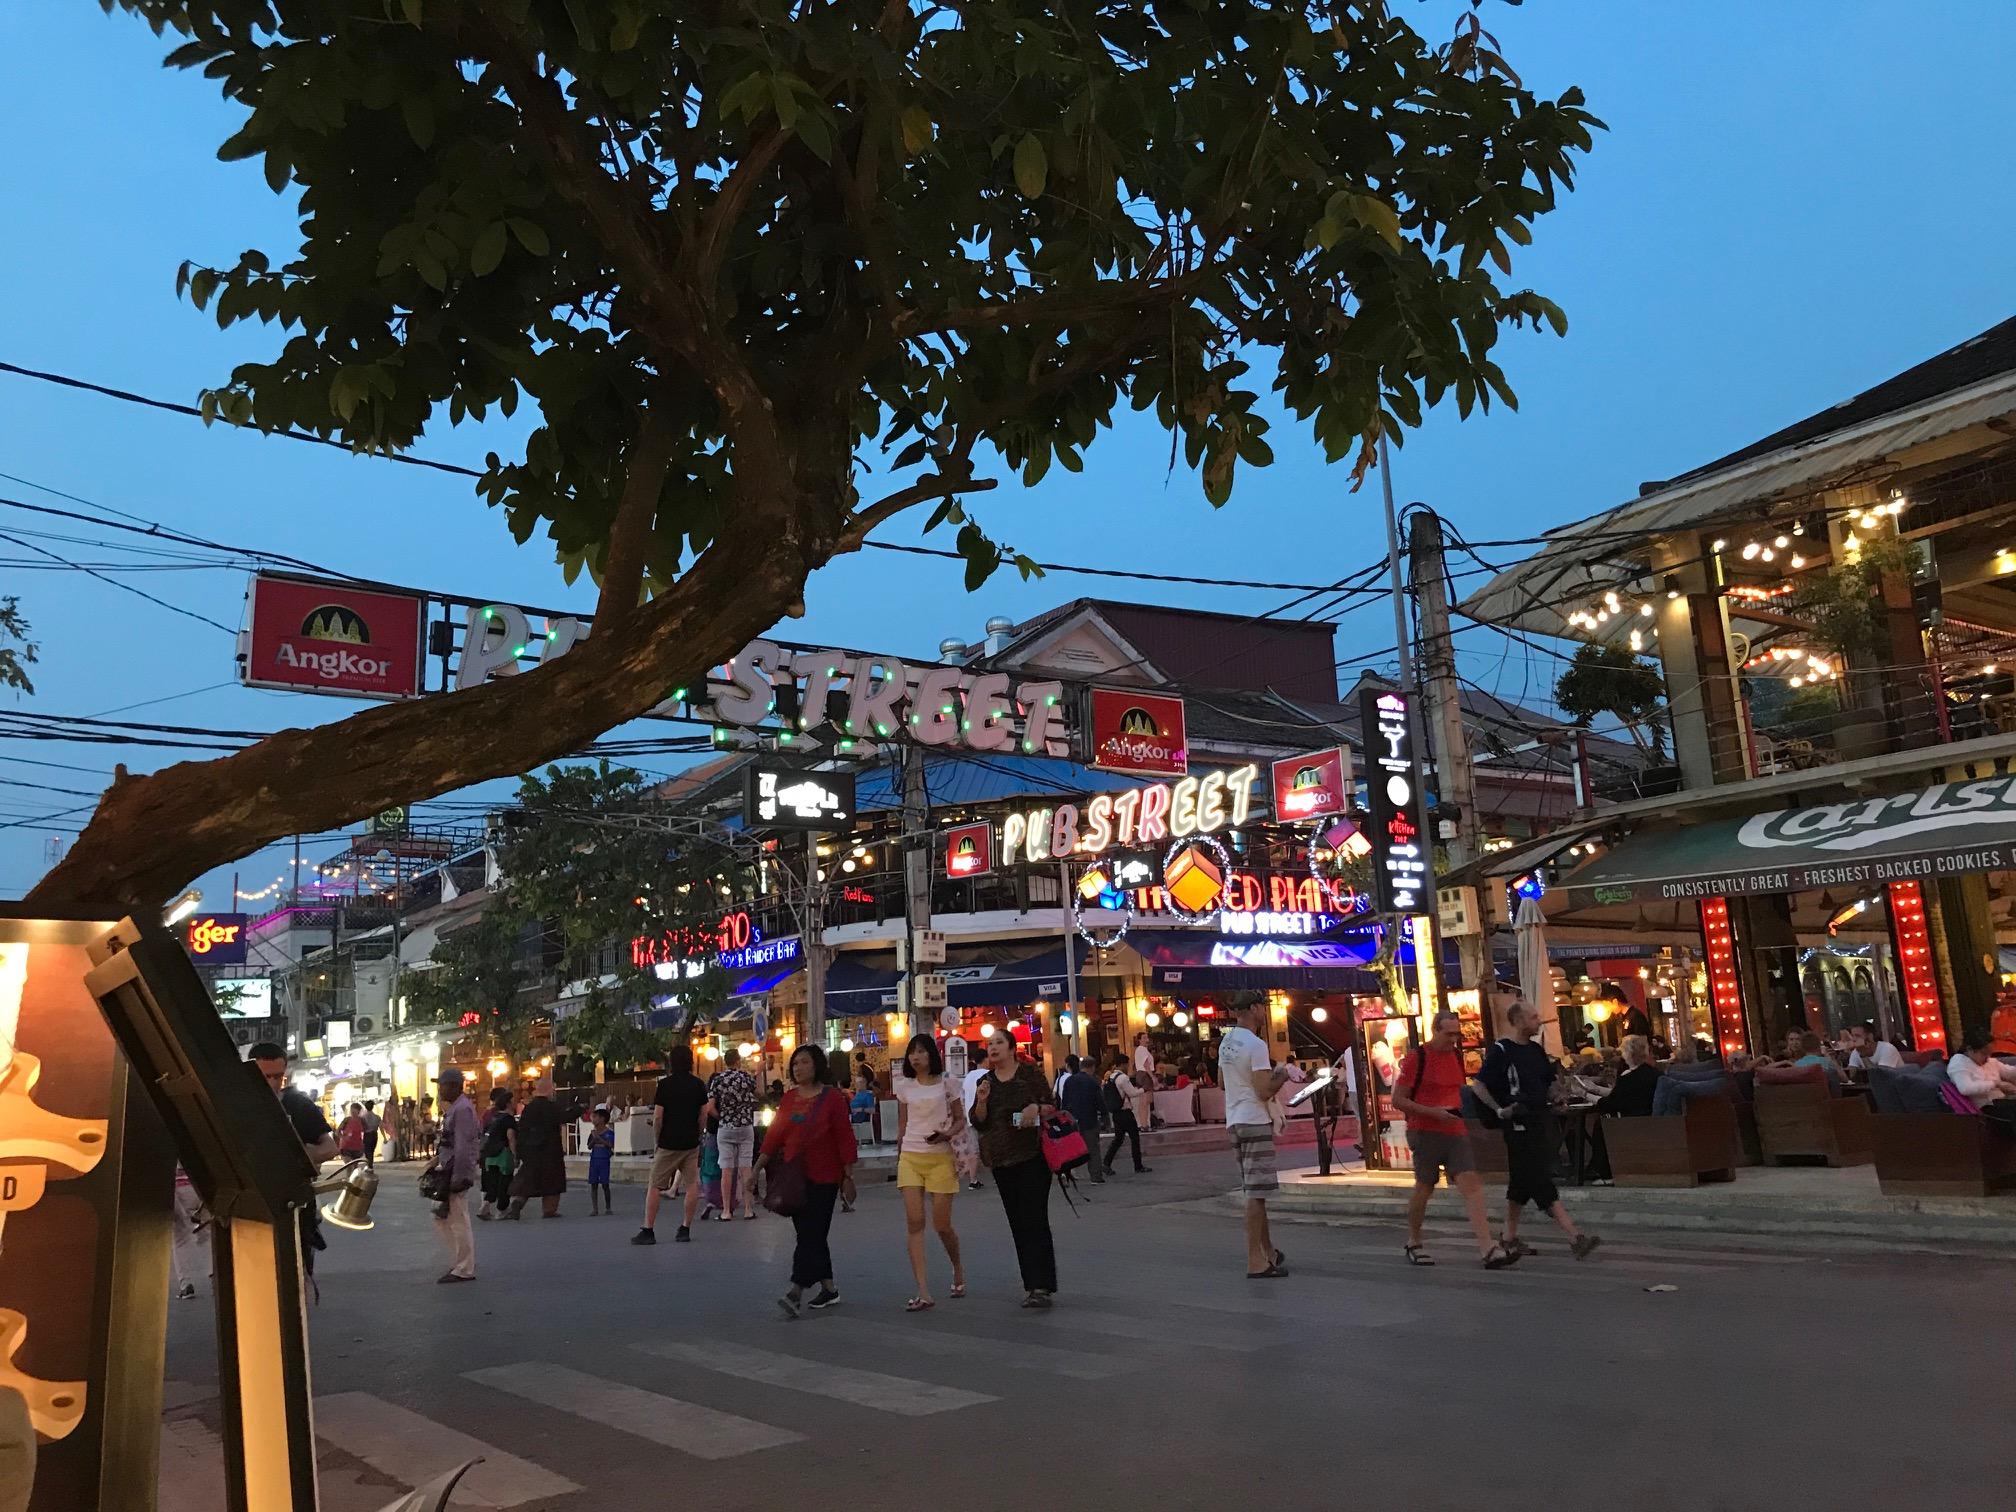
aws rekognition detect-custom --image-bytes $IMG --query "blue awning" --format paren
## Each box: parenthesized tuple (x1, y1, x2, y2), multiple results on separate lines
(852, 752, 1155, 812)
(820, 943, 1123, 1015)
(1131, 928, 1462, 995)
(822, 955, 902, 1012)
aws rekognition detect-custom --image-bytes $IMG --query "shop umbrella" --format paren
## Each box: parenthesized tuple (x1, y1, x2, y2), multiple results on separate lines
(1515, 893, 1564, 1055)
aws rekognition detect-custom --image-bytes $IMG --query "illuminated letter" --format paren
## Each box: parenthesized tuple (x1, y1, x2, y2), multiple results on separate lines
(1083, 794, 1114, 853)
(1016, 680, 1066, 755)
(1197, 771, 1227, 832)
(1168, 776, 1200, 837)
(1112, 789, 1143, 847)
(1050, 804, 1081, 859)
(913, 667, 967, 747)
(791, 651, 852, 731)
(847, 658, 909, 737)
(1137, 783, 1171, 843)
(965, 673, 1017, 753)
(713, 638, 781, 724)
(1225, 764, 1260, 826)
(1002, 812, 1027, 866)
(1028, 807, 1054, 862)
(455, 603, 531, 689)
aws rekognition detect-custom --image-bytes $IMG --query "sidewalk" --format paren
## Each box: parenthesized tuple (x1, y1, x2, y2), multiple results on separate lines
(1246, 1161, 2016, 1251)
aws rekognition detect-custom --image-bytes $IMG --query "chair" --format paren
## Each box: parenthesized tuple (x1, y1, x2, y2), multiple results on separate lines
(1752, 1065, 1872, 1166)
(1604, 1099, 1740, 1188)
(1870, 1114, 2016, 1197)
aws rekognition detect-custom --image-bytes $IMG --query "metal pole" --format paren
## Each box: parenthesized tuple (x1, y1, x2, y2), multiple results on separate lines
(804, 829, 826, 1043)
(900, 745, 932, 1039)
(1059, 861, 1080, 1066)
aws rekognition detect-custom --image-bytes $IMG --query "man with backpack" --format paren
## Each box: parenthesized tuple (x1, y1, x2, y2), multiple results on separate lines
(1056, 1056, 1105, 1185)
(1469, 1002, 1602, 1262)
(1392, 1011, 1515, 1269)
(1100, 1058, 1150, 1176)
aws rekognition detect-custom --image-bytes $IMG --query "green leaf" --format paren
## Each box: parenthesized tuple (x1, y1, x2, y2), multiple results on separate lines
(507, 218, 550, 256)
(470, 221, 508, 276)
(1013, 133, 1047, 199)
(402, 94, 435, 150)
(398, 0, 423, 26)
(1352, 193, 1402, 251)
(769, 75, 801, 131)
(901, 105, 934, 154)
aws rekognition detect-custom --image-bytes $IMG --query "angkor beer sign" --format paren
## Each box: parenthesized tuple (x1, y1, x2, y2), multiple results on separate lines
(1087, 689, 1187, 777)
(1566, 776, 2016, 904)
(1270, 747, 1352, 821)
(242, 574, 423, 699)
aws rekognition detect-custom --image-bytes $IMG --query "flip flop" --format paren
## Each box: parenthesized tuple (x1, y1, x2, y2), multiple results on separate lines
(1404, 1244, 1436, 1267)
(1245, 1264, 1287, 1280)
(949, 1283, 966, 1299)
(905, 1297, 935, 1312)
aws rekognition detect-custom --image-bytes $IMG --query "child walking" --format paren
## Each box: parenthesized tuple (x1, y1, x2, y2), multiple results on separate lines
(587, 1106, 615, 1215)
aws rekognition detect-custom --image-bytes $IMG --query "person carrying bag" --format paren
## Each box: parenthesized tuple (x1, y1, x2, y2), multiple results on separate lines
(759, 1044, 858, 1317)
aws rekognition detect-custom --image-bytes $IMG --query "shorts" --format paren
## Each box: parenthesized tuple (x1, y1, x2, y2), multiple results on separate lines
(1502, 1120, 1560, 1210)
(1407, 1127, 1476, 1184)
(1230, 1123, 1278, 1199)
(896, 1149, 959, 1195)
(649, 1146, 700, 1190)
(716, 1122, 757, 1169)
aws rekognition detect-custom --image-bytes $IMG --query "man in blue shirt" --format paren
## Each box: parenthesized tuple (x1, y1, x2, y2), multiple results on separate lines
(1468, 1002, 1601, 1263)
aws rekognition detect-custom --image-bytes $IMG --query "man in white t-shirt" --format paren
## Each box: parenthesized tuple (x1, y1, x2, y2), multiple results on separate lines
(1846, 1023, 1903, 1071)
(1131, 1032, 1160, 1127)
(1221, 998, 1294, 1278)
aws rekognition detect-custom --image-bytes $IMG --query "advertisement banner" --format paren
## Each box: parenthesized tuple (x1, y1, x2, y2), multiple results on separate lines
(1361, 688, 1428, 913)
(1087, 689, 1188, 777)
(742, 766, 856, 831)
(243, 574, 423, 699)
(1270, 747, 1352, 821)
(182, 913, 248, 965)
(944, 821, 993, 879)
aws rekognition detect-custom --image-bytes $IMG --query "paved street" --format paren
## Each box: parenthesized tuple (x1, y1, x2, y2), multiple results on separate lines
(160, 1152, 2014, 1511)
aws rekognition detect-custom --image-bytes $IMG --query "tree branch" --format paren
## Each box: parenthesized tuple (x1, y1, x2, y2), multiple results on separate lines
(595, 405, 682, 625)
(694, 128, 792, 291)
(835, 474, 998, 553)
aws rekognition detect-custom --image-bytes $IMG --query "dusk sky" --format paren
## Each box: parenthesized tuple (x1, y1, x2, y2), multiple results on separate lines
(3, 1, 2013, 905)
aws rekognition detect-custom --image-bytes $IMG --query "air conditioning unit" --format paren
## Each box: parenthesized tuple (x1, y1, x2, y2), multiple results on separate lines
(354, 1015, 377, 1035)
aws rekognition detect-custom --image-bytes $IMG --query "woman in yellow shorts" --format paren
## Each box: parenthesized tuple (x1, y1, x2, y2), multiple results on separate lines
(892, 1033, 967, 1311)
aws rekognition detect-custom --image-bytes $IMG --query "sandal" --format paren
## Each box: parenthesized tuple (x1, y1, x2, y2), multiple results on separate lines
(949, 1282, 966, 1299)
(1245, 1264, 1287, 1280)
(905, 1296, 935, 1312)
(1483, 1245, 1518, 1270)
(1404, 1244, 1435, 1267)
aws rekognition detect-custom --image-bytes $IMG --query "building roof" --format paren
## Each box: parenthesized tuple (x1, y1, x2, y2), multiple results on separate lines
(1460, 314, 2016, 635)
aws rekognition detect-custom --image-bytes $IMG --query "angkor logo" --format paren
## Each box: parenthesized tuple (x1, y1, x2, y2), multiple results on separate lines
(1118, 706, 1161, 737)
(1292, 765, 1324, 790)
(299, 605, 370, 644)
(954, 836, 978, 859)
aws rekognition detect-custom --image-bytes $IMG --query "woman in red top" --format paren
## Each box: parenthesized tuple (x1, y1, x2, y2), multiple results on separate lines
(760, 1043, 859, 1318)
(336, 1102, 367, 1162)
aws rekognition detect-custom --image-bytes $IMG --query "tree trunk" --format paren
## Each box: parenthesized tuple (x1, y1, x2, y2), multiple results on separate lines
(29, 500, 826, 912)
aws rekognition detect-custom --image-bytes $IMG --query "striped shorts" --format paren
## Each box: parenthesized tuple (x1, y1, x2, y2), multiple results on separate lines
(1230, 1123, 1279, 1199)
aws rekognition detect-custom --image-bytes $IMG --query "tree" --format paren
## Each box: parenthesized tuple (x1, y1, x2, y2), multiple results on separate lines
(559, 984, 672, 1074)
(402, 908, 533, 1049)
(42, 0, 1597, 909)
(1554, 643, 1667, 756)
(0, 597, 35, 695)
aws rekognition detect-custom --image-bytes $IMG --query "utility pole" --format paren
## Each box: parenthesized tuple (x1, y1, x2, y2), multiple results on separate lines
(1409, 508, 1494, 1022)
(898, 744, 934, 1038)
(804, 829, 827, 1040)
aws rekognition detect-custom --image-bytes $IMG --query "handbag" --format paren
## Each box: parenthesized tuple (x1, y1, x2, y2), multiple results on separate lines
(762, 1087, 829, 1216)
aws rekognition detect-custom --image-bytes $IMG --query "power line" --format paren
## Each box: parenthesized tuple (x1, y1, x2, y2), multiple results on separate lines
(0, 528, 236, 633)
(861, 539, 1381, 595)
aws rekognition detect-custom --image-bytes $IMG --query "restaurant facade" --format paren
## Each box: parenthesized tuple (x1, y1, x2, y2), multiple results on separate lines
(1462, 315, 2016, 1061)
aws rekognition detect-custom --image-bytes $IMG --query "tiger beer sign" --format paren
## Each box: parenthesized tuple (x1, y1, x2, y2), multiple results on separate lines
(1087, 689, 1187, 777)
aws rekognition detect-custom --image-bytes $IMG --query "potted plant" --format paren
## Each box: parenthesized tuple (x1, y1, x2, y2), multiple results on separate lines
(1788, 535, 1919, 760)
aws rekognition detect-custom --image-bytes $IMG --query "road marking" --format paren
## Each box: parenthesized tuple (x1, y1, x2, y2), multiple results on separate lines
(815, 1315, 1129, 1379)
(314, 1392, 581, 1508)
(639, 1339, 997, 1416)
(1021, 1307, 1269, 1352)
(467, 1364, 803, 1460)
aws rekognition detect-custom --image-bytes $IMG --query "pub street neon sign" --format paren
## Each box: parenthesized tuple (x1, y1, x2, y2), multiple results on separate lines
(998, 764, 1261, 865)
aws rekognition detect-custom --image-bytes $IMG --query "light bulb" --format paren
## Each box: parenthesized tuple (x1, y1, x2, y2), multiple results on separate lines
(1145, 1011, 1162, 1028)
(1172, 1011, 1190, 1028)
(1311, 1006, 1329, 1023)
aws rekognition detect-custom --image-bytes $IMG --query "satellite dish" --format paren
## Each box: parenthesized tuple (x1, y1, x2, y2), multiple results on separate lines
(938, 1006, 960, 1031)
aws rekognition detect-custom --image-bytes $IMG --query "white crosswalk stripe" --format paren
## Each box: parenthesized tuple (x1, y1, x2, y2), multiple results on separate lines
(639, 1338, 998, 1415)
(1020, 1306, 1270, 1352)
(814, 1314, 1130, 1378)
(468, 1363, 805, 1459)
(314, 1392, 581, 1508)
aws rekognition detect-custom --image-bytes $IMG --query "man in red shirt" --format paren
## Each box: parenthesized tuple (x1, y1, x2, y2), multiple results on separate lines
(1392, 1010, 1515, 1269)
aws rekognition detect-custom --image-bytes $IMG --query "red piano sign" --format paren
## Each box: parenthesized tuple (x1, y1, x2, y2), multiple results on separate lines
(243, 574, 424, 699)
(1270, 748, 1352, 821)
(1087, 689, 1188, 777)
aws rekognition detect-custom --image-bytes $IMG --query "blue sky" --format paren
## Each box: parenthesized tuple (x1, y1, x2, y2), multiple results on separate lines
(3, 1, 2014, 904)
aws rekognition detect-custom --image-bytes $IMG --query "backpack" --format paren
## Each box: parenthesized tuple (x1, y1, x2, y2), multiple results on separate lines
(1101, 1073, 1126, 1116)
(1041, 1110, 1090, 1174)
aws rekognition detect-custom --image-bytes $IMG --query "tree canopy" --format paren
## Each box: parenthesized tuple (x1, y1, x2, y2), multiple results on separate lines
(43, 0, 1597, 908)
